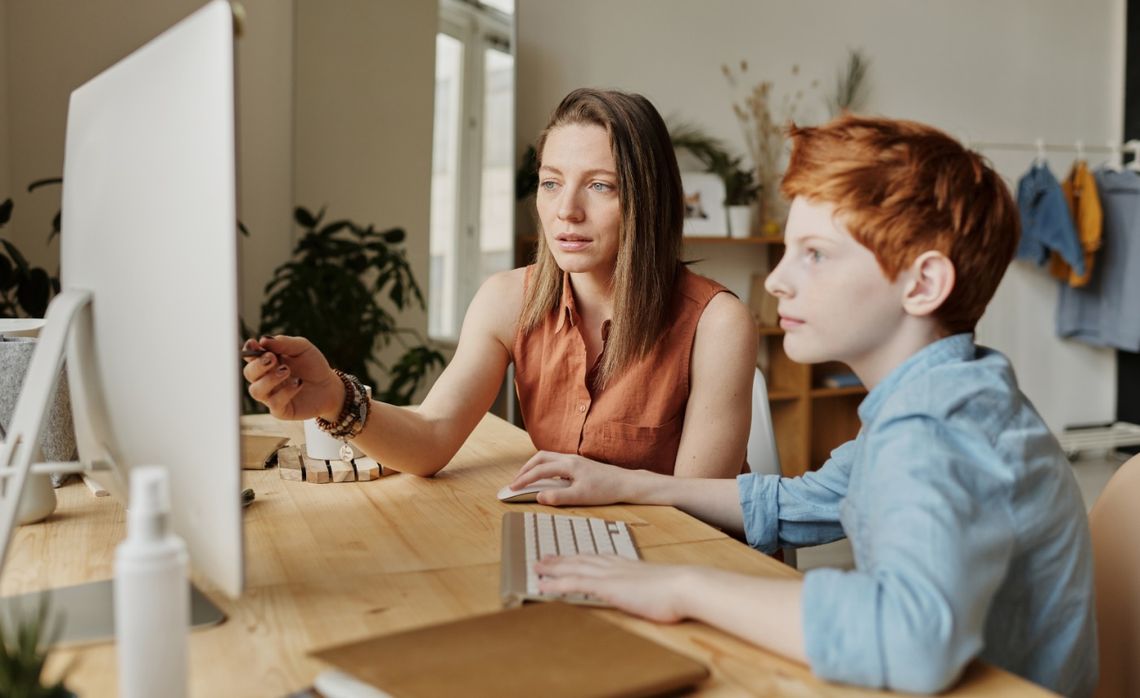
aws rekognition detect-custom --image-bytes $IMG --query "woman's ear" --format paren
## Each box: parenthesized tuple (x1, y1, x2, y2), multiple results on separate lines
(902, 251, 955, 318)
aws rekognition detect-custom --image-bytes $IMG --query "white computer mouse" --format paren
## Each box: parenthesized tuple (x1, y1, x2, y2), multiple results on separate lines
(496, 477, 572, 503)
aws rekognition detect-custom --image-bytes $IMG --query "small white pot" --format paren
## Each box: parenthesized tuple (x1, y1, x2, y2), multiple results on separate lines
(17, 472, 57, 524)
(727, 205, 752, 238)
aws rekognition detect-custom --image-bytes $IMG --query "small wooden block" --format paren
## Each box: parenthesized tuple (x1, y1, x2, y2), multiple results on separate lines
(239, 413, 289, 437)
(300, 452, 331, 484)
(352, 457, 381, 481)
(328, 459, 355, 483)
(277, 445, 304, 481)
(241, 434, 290, 469)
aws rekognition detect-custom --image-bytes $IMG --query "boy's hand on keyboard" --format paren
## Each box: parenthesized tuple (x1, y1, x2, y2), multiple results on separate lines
(535, 555, 691, 623)
(510, 452, 635, 506)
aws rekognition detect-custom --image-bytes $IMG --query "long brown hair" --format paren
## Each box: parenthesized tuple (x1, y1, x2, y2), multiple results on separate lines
(520, 88, 684, 387)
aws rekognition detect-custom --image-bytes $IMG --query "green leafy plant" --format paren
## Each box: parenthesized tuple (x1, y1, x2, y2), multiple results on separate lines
(257, 206, 444, 406)
(670, 123, 760, 206)
(0, 597, 75, 698)
(0, 197, 60, 320)
(720, 158, 761, 206)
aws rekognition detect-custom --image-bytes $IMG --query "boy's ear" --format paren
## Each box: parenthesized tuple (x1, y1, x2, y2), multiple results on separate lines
(901, 251, 955, 318)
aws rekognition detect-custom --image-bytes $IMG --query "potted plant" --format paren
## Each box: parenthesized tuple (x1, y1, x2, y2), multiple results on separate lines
(0, 179, 64, 319)
(670, 124, 760, 237)
(722, 158, 760, 238)
(0, 597, 76, 698)
(256, 206, 444, 407)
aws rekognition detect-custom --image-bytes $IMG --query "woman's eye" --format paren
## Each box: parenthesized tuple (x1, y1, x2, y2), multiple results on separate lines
(540, 180, 558, 191)
(589, 181, 614, 192)
(806, 248, 823, 263)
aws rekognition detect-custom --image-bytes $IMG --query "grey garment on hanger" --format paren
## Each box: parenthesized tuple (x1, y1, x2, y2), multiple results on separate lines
(1056, 168, 1140, 351)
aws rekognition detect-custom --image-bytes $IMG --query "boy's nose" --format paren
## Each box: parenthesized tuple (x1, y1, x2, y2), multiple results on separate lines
(764, 263, 792, 298)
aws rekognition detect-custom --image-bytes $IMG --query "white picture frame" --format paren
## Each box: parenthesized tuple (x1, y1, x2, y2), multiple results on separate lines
(680, 172, 726, 237)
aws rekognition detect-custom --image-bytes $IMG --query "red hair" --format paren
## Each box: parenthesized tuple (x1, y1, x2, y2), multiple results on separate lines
(781, 114, 1019, 334)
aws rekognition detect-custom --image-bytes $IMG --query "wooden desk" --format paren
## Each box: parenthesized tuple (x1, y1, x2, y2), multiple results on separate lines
(4, 414, 1052, 697)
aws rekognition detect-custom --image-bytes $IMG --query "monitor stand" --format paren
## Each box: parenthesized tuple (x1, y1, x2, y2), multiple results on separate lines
(0, 579, 225, 646)
(0, 290, 227, 643)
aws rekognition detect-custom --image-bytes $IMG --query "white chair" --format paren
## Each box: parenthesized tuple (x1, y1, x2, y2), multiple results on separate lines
(747, 368, 796, 568)
(747, 368, 782, 477)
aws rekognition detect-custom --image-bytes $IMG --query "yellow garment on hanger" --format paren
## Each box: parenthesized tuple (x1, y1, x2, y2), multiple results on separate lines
(1050, 161, 1102, 287)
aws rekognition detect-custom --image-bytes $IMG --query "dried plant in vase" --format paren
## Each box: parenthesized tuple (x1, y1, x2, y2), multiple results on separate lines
(826, 48, 872, 117)
(722, 61, 818, 234)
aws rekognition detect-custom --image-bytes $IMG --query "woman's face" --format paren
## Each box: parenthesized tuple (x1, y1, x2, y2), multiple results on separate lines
(536, 123, 622, 277)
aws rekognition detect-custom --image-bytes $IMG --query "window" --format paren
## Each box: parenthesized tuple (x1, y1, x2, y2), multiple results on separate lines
(429, 0, 514, 341)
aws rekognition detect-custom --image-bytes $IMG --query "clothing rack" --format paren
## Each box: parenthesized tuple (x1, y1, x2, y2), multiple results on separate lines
(966, 138, 1140, 169)
(968, 140, 1126, 153)
(973, 139, 1140, 457)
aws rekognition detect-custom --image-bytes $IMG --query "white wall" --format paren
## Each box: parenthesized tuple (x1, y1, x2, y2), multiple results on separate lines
(1, 0, 442, 397)
(4, 0, 202, 265)
(235, 0, 295, 328)
(293, 0, 437, 375)
(0, 0, 9, 200)
(0, 0, 295, 326)
(517, 0, 1123, 431)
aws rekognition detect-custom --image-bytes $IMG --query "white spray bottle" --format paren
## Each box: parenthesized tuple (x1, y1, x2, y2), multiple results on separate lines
(114, 465, 189, 698)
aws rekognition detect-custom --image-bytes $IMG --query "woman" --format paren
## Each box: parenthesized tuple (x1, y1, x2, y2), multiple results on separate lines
(243, 88, 756, 478)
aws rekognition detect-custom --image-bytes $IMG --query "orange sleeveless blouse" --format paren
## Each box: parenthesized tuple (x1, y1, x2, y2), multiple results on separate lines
(513, 265, 731, 475)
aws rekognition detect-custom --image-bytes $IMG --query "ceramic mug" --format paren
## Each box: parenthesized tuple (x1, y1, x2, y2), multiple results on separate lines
(302, 385, 371, 461)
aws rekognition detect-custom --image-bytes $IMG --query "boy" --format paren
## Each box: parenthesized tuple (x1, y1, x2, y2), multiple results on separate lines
(508, 115, 1097, 696)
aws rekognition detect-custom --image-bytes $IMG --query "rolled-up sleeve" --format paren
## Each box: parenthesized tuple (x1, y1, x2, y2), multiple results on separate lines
(801, 416, 1015, 693)
(737, 440, 856, 553)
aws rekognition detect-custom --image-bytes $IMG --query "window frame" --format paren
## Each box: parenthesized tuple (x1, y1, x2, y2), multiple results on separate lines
(431, 0, 513, 343)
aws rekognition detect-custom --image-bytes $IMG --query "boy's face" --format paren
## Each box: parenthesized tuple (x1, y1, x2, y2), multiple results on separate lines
(765, 196, 911, 370)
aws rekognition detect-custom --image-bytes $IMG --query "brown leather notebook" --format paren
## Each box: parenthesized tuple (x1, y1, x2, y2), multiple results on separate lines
(310, 602, 709, 698)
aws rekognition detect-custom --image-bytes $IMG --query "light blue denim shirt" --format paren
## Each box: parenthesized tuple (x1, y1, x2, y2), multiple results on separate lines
(1016, 163, 1085, 275)
(737, 334, 1097, 696)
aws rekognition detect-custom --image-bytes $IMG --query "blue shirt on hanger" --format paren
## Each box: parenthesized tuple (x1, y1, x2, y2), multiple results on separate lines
(1016, 163, 1085, 275)
(736, 334, 1097, 696)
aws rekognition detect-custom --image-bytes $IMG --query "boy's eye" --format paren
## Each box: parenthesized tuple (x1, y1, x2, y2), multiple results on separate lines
(806, 248, 824, 263)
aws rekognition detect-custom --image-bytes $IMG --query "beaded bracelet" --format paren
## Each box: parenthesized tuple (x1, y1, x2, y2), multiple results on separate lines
(315, 370, 370, 441)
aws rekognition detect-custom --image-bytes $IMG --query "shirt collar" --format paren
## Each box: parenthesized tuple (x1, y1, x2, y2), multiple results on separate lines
(554, 271, 577, 333)
(858, 333, 976, 424)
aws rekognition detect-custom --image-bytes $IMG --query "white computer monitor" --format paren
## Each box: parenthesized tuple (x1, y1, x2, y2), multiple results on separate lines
(0, 0, 244, 611)
(62, 0, 244, 598)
